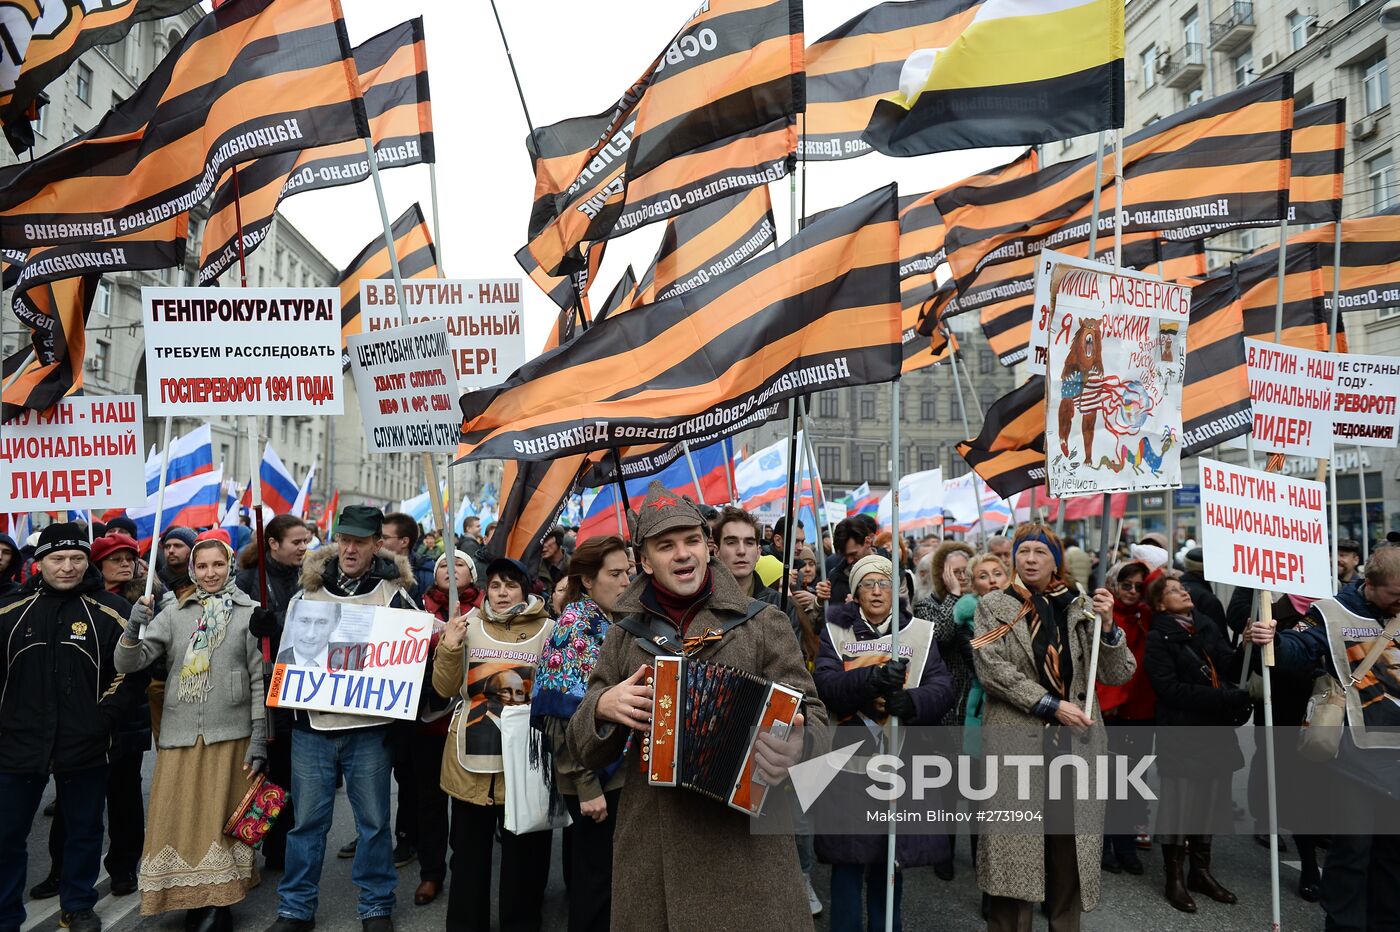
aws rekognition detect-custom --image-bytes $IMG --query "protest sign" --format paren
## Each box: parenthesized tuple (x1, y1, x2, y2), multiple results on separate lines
(1045, 266, 1190, 497)
(347, 318, 461, 453)
(1322, 610, 1400, 752)
(1333, 353, 1400, 449)
(1199, 457, 1331, 599)
(1234, 338, 1334, 458)
(266, 601, 433, 723)
(1, 396, 146, 510)
(826, 500, 848, 524)
(360, 279, 526, 390)
(1029, 249, 1162, 368)
(143, 287, 343, 416)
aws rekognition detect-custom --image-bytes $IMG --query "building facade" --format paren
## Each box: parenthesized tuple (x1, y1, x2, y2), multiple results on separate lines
(1043, 0, 1398, 547)
(0, 12, 499, 522)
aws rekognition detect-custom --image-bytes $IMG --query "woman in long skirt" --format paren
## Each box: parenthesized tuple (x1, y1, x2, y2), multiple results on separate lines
(117, 529, 268, 931)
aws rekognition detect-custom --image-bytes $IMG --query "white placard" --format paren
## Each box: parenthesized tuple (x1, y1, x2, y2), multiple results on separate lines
(1029, 248, 1162, 368)
(0, 395, 147, 510)
(1333, 353, 1400, 448)
(1199, 457, 1332, 599)
(267, 601, 433, 722)
(1045, 267, 1189, 496)
(1240, 338, 1334, 458)
(360, 279, 526, 390)
(143, 287, 344, 416)
(347, 318, 461, 453)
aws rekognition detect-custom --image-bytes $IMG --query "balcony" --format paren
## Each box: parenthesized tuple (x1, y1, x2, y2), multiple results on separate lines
(1210, 1, 1255, 53)
(1159, 43, 1205, 90)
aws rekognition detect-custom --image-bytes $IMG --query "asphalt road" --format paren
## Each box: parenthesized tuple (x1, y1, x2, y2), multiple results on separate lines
(14, 756, 1327, 932)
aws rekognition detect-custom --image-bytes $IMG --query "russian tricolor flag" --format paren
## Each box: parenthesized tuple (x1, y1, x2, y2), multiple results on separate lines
(146, 425, 214, 495)
(850, 482, 880, 516)
(258, 445, 300, 516)
(127, 467, 225, 552)
(578, 441, 732, 543)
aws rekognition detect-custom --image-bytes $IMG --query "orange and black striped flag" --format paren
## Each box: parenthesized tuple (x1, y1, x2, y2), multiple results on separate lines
(0, 0, 367, 250)
(338, 203, 439, 351)
(489, 455, 599, 570)
(626, 186, 776, 311)
(1, 275, 97, 421)
(956, 375, 1047, 498)
(520, 0, 803, 278)
(460, 184, 901, 463)
(864, 0, 1123, 157)
(1231, 242, 1338, 351)
(1238, 213, 1400, 322)
(0, 0, 200, 153)
(937, 74, 1294, 296)
(199, 17, 433, 284)
(1180, 269, 1252, 454)
(802, 0, 981, 161)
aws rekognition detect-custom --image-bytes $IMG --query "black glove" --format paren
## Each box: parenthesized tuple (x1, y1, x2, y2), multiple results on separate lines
(867, 658, 909, 697)
(884, 689, 917, 722)
(248, 607, 280, 640)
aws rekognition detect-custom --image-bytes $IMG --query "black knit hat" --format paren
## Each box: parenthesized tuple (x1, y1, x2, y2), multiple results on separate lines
(33, 523, 90, 560)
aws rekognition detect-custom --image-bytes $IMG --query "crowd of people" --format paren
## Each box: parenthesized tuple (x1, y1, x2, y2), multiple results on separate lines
(0, 490, 1396, 932)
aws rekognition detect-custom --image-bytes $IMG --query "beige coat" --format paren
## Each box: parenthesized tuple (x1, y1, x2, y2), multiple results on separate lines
(567, 562, 829, 932)
(432, 597, 551, 807)
(970, 587, 1136, 909)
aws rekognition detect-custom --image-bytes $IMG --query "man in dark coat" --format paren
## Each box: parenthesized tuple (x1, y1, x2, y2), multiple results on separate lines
(0, 524, 151, 932)
(381, 512, 433, 601)
(1260, 547, 1400, 932)
(568, 482, 828, 930)
(0, 532, 20, 597)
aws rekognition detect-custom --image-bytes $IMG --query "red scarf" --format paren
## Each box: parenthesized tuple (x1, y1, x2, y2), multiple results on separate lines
(423, 584, 480, 622)
(650, 571, 713, 635)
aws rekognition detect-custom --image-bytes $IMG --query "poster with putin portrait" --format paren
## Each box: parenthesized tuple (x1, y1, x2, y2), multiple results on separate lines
(267, 601, 434, 723)
(1044, 263, 1190, 498)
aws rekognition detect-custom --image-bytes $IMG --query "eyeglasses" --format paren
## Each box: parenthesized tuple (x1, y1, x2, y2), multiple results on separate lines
(1117, 580, 1142, 592)
(858, 579, 893, 591)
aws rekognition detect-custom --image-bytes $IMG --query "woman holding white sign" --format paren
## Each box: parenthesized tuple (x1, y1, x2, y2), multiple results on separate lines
(117, 528, 268, 931)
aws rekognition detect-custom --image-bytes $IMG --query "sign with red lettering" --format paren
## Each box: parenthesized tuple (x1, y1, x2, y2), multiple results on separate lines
(0, 395, 146, 510)
(266, 601, 433, 724)
(1030, 249, 1163, 368)
(347, 319, 461, 454)
(1045, 265, 1190, 497)
(1199, 457, 1331, 599)
(142, 287, 344, 416)
(1240, 339, 1333, 458)
(1333, 353, 1400, 449)
(359, 279, 525, 390)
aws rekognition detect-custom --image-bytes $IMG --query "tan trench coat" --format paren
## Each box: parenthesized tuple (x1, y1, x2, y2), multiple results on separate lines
(970, 587, 1136, 910)
(567, 562, 829, 931)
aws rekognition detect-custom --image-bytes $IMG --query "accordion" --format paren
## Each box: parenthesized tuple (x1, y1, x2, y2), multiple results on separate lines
(643, 655, 804, 816)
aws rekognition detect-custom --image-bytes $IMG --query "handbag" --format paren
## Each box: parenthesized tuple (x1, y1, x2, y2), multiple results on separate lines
(1298, 615, 1400, 763)
(500, 704, 571, 835)
(223, 774, 288, 849)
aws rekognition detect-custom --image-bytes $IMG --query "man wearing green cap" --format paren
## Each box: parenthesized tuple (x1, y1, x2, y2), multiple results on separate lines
(267, 505, 418, 932)
(567, 482, 828, 930)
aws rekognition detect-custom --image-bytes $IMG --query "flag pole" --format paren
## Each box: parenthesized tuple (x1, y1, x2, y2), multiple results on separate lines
(429, 164, 446, 276)
(779, 170, 801, 615)
(946, 335, 986, 546)
(681, 441, 706, 506)
(142, 416, 174, 609)
(487, 0, 537, 135)
(798, 399, 831, 583)
(724, 438, 738, 505)
(884, 376, 901, 932)
(231, 164, 249, 288)
(248, 416, 271, 662)
(1328, 220, 1343, 592)
(444, 454, 457, 621)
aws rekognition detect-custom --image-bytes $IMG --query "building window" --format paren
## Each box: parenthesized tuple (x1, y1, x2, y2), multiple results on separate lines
(1363, 54, 1390, 115)
(94, 279, 112, 317)
(1232, 48, 1252, 88)
(921, 389, 939, 421)
(1287, 12, 1308, 53)
(979, 350, 994, 374)
(919, 450, 938, 472)
(1368, 151, 1397, 213)
(93, 340, 110, 380)
(1186, 87, 1204, 107)
(817, 445, 841, 480)
(859, 392, 876, 420)
(859, 449, 877, 482)
(1182, 9, 1199, 47)
(33, 101, 46, 137)
(257, 267, 266, 287)
(818, 392, 839, 418)
(111, 91, 123, 110)
(75, 63, 92, 104)
(950, 392, 963, 423)
(1140, 45, 1157, 90)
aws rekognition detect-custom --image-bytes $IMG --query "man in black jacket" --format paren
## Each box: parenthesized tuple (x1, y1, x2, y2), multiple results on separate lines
(0, 532, 20, 597)
(0, 524, 150, 932)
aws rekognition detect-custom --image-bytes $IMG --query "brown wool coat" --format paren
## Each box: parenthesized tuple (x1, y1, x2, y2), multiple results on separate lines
(567, 561, 829, 932)
(970, 587, 1137, 910)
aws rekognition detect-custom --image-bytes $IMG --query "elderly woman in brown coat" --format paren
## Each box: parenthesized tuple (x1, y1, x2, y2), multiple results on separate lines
(970, 524, 1136, 932)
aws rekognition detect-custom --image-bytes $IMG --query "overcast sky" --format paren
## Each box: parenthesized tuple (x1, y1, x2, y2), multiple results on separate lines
(278, 0, 1021, 356)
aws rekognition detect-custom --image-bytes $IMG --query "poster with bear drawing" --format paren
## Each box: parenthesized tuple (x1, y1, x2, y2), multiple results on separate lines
(1045, 265, 1190, 497)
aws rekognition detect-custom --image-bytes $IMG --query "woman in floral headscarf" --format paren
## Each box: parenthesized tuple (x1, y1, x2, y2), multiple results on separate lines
(530, 535, 631, 932)
(117, 529, 267, 931)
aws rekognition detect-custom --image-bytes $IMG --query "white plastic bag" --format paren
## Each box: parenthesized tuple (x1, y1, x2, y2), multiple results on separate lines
(501, 704, 572, 834)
